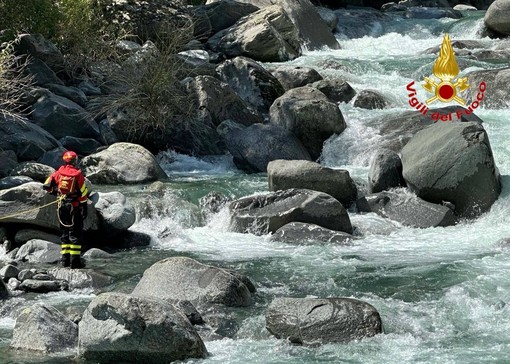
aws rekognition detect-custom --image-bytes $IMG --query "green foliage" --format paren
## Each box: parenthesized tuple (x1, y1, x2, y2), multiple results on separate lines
(0, 0, 61, 40)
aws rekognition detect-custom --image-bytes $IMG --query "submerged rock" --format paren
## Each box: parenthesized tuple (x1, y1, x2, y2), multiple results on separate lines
(78, 292, 207, 363)
(360, 191, 456, 228)
(265, 297, 382, 345)
(353, 89, 390, 110)
(271, 222, 352, 244)
(10, 304, 77, 353)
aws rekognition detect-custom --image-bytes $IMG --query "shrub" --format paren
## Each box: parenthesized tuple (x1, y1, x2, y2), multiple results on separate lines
(0, 42, 34, 119)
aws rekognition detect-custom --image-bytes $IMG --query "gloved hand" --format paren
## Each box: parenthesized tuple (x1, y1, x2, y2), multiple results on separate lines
(80, 203, 88, 219)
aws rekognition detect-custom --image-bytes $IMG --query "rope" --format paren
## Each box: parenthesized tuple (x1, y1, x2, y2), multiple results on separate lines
(0, 195, 64, 221)
(56, 195, 74, 228)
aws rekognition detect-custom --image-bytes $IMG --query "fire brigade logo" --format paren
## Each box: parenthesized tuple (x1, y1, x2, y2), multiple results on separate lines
(405, 33, 487, 121)
(422, 33, 469, 105)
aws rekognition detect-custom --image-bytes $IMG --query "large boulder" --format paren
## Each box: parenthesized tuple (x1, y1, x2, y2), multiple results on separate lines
(15, 240, 61, 264)
(132, 257, 253, 307)
(78, 292, 207, 363)
(229, 188, 353, 234)
(221, 122, 312, 173)
(192, 0, 259, 40)
(59, 136, 103, 156)
(31, 93, 100, 140)
(0, 150, 18, 178)
(10, 304, 78, 353)
(0, 182, 134, 235)
(82, 143, 167, 184)
(0, 114, 60, 161)
(466, 67, 509, 108)
(48, 268, 113, 290)
(360, 191, 456, 228)
(401, 122, 501, 218)
(0, 176, 33, 190)
(91, 191, 136, 234)
(9, 162, 55, 183)
(270, 87, 346, 160)
(213, 0, 340, 49)
(368, 149, 406, 193)
(265, 297, 382, 345)
(185, 75, 263, 126)
(267, 159, 357, 207)
(484, 0, 510, 36)
(207, 6, 301, 62)
(14, 34, 65, 72)
(353, 89, 389, 109)
(270, 222, 352, 244)
(216, 57, 285, 114)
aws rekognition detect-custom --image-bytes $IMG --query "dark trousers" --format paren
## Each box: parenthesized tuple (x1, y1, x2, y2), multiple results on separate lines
(58, 202, 83, 266)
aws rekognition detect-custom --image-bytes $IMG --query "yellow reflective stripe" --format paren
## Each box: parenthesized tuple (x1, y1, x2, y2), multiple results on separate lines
(80, 184, 88, 196)
(69, 244, 81, 250)
(44, 176, 52, 184)
(61, 244, 71, 248)
(61, 250, 69, 254)
(69, 251, 81, 255)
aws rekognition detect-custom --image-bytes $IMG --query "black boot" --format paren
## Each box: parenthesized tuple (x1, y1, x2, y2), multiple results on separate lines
(61, 254, 70, 268)
(70, 255, 86, 269)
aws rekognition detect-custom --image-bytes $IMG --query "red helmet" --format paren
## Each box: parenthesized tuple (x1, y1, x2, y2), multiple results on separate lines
(62, 150, 78, 163)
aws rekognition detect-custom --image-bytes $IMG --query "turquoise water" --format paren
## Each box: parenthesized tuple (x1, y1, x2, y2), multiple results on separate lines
(2, 10, 510, 364)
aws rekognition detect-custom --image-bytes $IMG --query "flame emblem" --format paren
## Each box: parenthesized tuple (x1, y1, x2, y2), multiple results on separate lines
(422, 34, 469, 105)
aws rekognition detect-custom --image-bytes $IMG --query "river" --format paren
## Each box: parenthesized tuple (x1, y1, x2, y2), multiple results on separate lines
(1, 8, 510, 364)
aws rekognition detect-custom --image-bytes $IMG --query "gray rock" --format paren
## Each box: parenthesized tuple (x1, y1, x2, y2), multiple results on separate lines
(32, 273, 52, 281)
(82, 143, 167, 184)
(0, 176, 34, 190)
(466, 67, 509, 108)
(93, 191, 136, 233)
(216, 57, 285, 114)
(9, 162, 55, 183)
(31, 93, 100, 140)
(37, 146, 67, 169)
(454, 4, 478, 11)
(223, 123, 312, 173)
(368, 149, 406, 193)
(18, 269, 37, 281)
(7, 278, 20, 291)
(271, 222, 352, 244)
(173, 300, 204, 325)
(98, 119, 119, 146)
(484, 0, 510, 36)
(353, 89, 389, 109)
(110, 230, 152, 250)
(20, 279, 68, 293)
(401, 122, 500, 218)
(15, 240, 61, 264)
(270, 87, 346, 160)
(0, 264, 19, 281)
(0, 114, 60, 161)
(265, 297, 382, 345)
(132, 257, 253, 307)
(335, 8, 389, 39)
(59, 136, 103, 156)
(78, 292, 206, 363)
(207, 6, 301, 62)
(229, 188, 353, 235)
(269, 66, 323, 91)
(310, 79, 356, 104)
(14, 34, 65, 72)
(48, 268, 113, 290)
(361, 191, 456, 228)
(186, 75, 263, 126)
(46, 84, 88, 107)
(192, 0, 259, 39)
(10, 304, 77, 353)
(404, 7, 462, 19)
(199, 191, 230, 215)
(0, 150, 17, 178)
(82, 248, 113, 259)
(267, 159, 357, 207)
(25, 58, 63, 86)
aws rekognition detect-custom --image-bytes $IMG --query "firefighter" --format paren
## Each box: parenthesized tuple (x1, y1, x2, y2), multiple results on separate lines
(43, 151, 89, 269)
